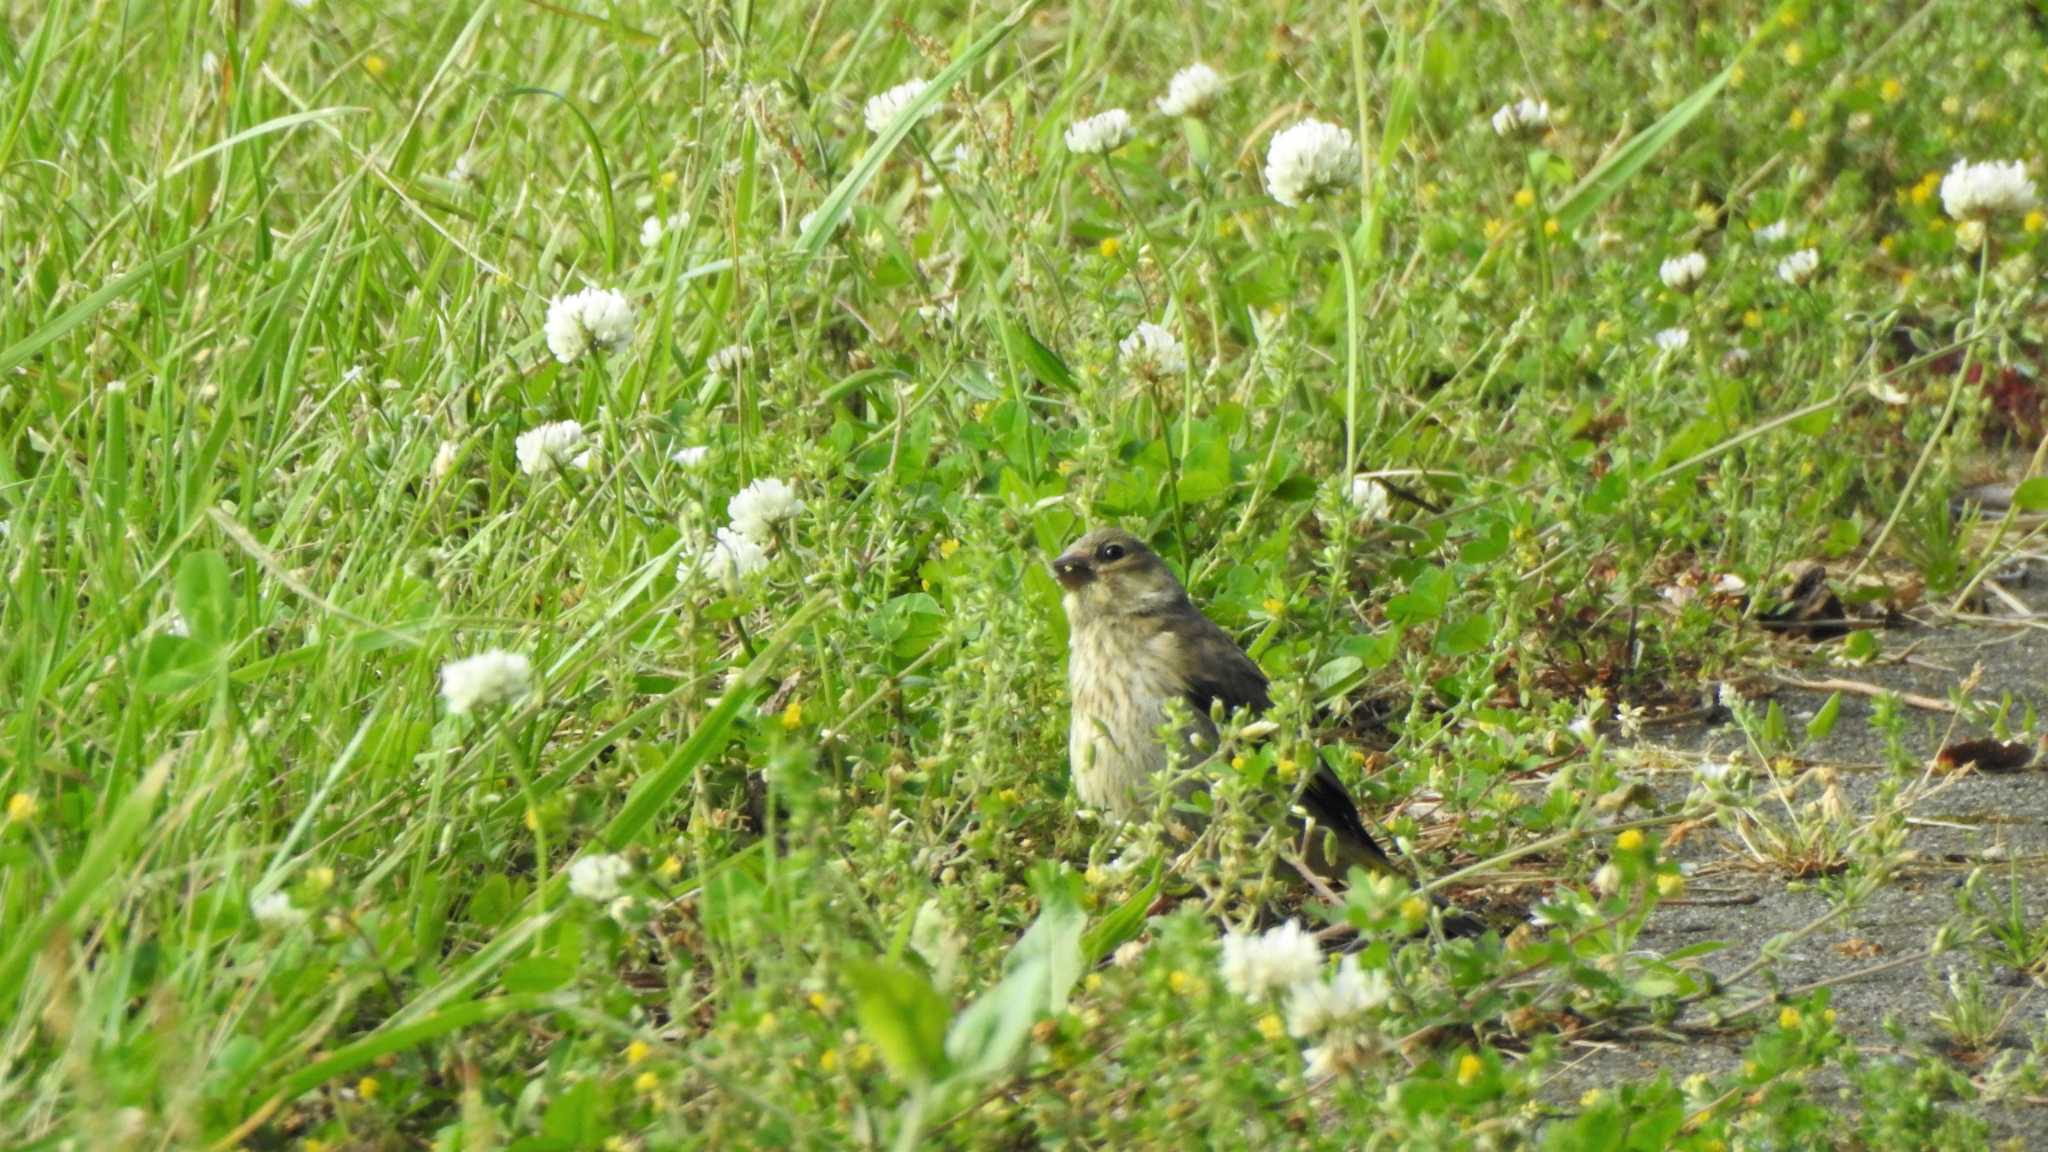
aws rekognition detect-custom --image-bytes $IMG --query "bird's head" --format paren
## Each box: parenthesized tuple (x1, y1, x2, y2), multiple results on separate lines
(1052, 528, 1186, 624)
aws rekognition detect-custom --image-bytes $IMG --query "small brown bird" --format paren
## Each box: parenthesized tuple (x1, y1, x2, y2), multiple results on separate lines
(1053, 526, 1397, 879)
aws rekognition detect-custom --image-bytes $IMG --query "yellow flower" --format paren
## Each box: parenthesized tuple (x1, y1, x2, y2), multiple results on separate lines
(1056, 459, 1076, 476)
(1656, 872, 1685, 898)
(2025, 210, 2046, 233)
(938, 538, 961, 559)
(1482, 217, 1508, 243)
(1879, 234, 1896, 255)
(1456, 1053, 1484, 1086)
(1513, 187, 1536, 210)
(524, 807, 541, 832)
(780, 699, 803, 731)
(1615, 829, 1645, 853)
(1786, 107, 1806, 130)
(1879, 78, 1904, 104)
(819, 1047, 840, 1072)
(1779, 1006, 1802, 1030)
(1781, 41, 1804, 67)
(1167, 969, 1192, 995)
(1580, 1088, 1607, 1110)
(626, 1040, 651, 1065)
(633, 1071, 660, 1094)
(659, 170, 678, 189)
(1777, 6, 1800, 28)
(756, 1013, 778, 1036)
(1257, 1013, 1285, 1041)
(364, 55, 388, 80)
(1543, 218, 1561, 237)
(1274, 757, 1298, 781)
(357, 1076, 380, 1100)
(850, 1043, 875, 1070)
(1940, 95, 1961, 117)
(1400, 896, 1428, 925)
(1694, 203, 1718, 226)
(1728, 65, 1745, 87)
(658, 855, 682, 879)
(1262, 597, 1286, 617)
(1823, 1008, 1837, 1025)
(1099, 236, 1122, 259)
(306, 866, 336, 892)
(1742, 309, 1763, 329)
(807, 991, 829, 1011)
(1594, 319, 1619, 343)
(5, 792, 36, 823)
(1083, 972, 1103, 992)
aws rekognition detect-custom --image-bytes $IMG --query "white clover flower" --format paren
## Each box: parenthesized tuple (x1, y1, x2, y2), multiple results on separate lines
(679, 527, 770, 585)
(515, 420, 592, 475)
(1658, 251, 1708, 292)
(1776, 247, 1820, 286)
(1065, 109, 1135, 156)
(1284, 955, 1390, 1038)
(1694, 759, 1735, 784)
(1264, 119, 1358, 207)
(1939, 158, 2037, 221)
(251, 891, 306, 928)
(863, 79, 932, 134)
(1592, 862, 1622, 896)
(727, 478, 804, 541)
(1116, 322, 1187, 379)
(1346, 476, 1392, 522)
(1654, 327, 1691, 354)
(1156, 64, 1224, 117)
(1218, 919, 1322, 1000)
(640, 212, 687, 249)
(567, 853, 632, 902)
(670, 445, 710, 468)
(431, 439, 460, 480)
(706, 344, 753, 378)
(439, 649, 532, 715)
(1753, 219, 1791, 244)
(165, 611, 191, 638)
(1490, 97, 1551, 138)
(449, 150, 479, 184)
(544, 288, 636, 365)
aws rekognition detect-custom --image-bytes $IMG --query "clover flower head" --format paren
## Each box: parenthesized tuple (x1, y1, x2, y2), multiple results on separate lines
(1491, 97, 1551, 138)
(516, 420, 592, 475)
(1264, 119, 1358, 207)
(1065, 109, 1135, 156)
(1218, 919, 1322, 1000)
(568, 853, 632, 902)
(1156, 64, 1224, 117)
(1939, 158, 2037, 221)
(1776, 247, 1820, 285)
(439, 649, 533, 715)
(864, 79, 933, 134)
(544, 288, 635, 364)
(727, 478, 804, 542)
(1117, 322, 1187, 379)
(1659, 251, 1708, 292)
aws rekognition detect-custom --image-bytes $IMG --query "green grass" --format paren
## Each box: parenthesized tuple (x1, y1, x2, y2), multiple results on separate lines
(4, 1, 2048, 1148)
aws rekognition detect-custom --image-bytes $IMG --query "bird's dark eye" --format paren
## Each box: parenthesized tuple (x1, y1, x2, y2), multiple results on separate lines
(1097, 543, 1127, 562)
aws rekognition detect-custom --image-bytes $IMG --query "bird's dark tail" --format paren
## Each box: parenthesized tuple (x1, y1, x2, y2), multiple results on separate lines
(1298, 766, 1488, 938)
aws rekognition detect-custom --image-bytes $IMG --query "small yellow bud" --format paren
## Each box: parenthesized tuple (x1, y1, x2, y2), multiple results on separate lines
(633, 1071, 660, 1094)
(1262, 598, 1286, 617)
(1823, 1008, 1837, 1025)
(1580, 1088, 1607, 1110)
(1400, 896, 1428, 925)
(356, 1076, 380, 1100)
(1274, 757, 1297, 781)
(1742, 309, 1763, 329)
(363, 55, 387, 80)
(5, 792, 37, 823)
(658, 855, 682, 879)
(1229, 755, 1246, 771)
(938, 538, 961, 559)
(1656, 872, 1685, 898)
(1781, 41, 1803, 66)
(1167, 970, 1192, 995)
(756, 1013, 778, 1036)
(2025, 210, 2046, 233)
(1543, 217, 1561, 236)
(1099, 236, 1122, 258)
(1083, 972, 1103, 992)
(524, 807, 541, 832)
(807, 992, 829, 1011)
(1615, 829, 1646, 853)
(1779, 1006, 1802, 1030)
(850, 1043, 875, 1070)
(1457, 1053, 1484, 1086)
(1729, 65, 1745, 86)
(1513, 187, 1536, 209)
(1256, 1013, 1285, 1041)
(1879, 78, 1904, 104)
(780, 699, 803, 730)
(1786, 107, 1806, 130)
(659, 170, 678, 189)
(1482, 217, 1508, 243)
(819, 1047, 839, 1072)
(626, 1040, 651, 1065)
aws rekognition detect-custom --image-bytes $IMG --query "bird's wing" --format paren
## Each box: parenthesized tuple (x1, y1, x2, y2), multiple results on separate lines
(1162, 610, 1272, 716)
(1163, 607, 1397, 875)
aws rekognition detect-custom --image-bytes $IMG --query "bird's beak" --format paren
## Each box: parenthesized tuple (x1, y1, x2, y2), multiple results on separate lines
(1052, 551, 1094, 589)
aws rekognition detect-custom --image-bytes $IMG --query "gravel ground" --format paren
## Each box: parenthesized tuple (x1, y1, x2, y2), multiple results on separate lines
(1536, 566, 2048, 1145)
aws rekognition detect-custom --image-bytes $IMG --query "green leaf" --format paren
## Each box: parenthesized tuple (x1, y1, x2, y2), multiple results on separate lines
(2013, 476, 2048, 511)
(501, 955, 577, 994)
(1805, 692, 1842, 744)
(795, 2, 1037, 261)
(174, 550, 234, 647)
(469, 874, 514, 926)
(138, 635, 212, 695)
(845, 958, 952, 1087)
(1387, 566, 1452, 625)
(1000, 320, 1077, 393)
(946, 866, 1087, 1083)
(1082, 867, 1160, 965)
(1552, 44, 1753, 234)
